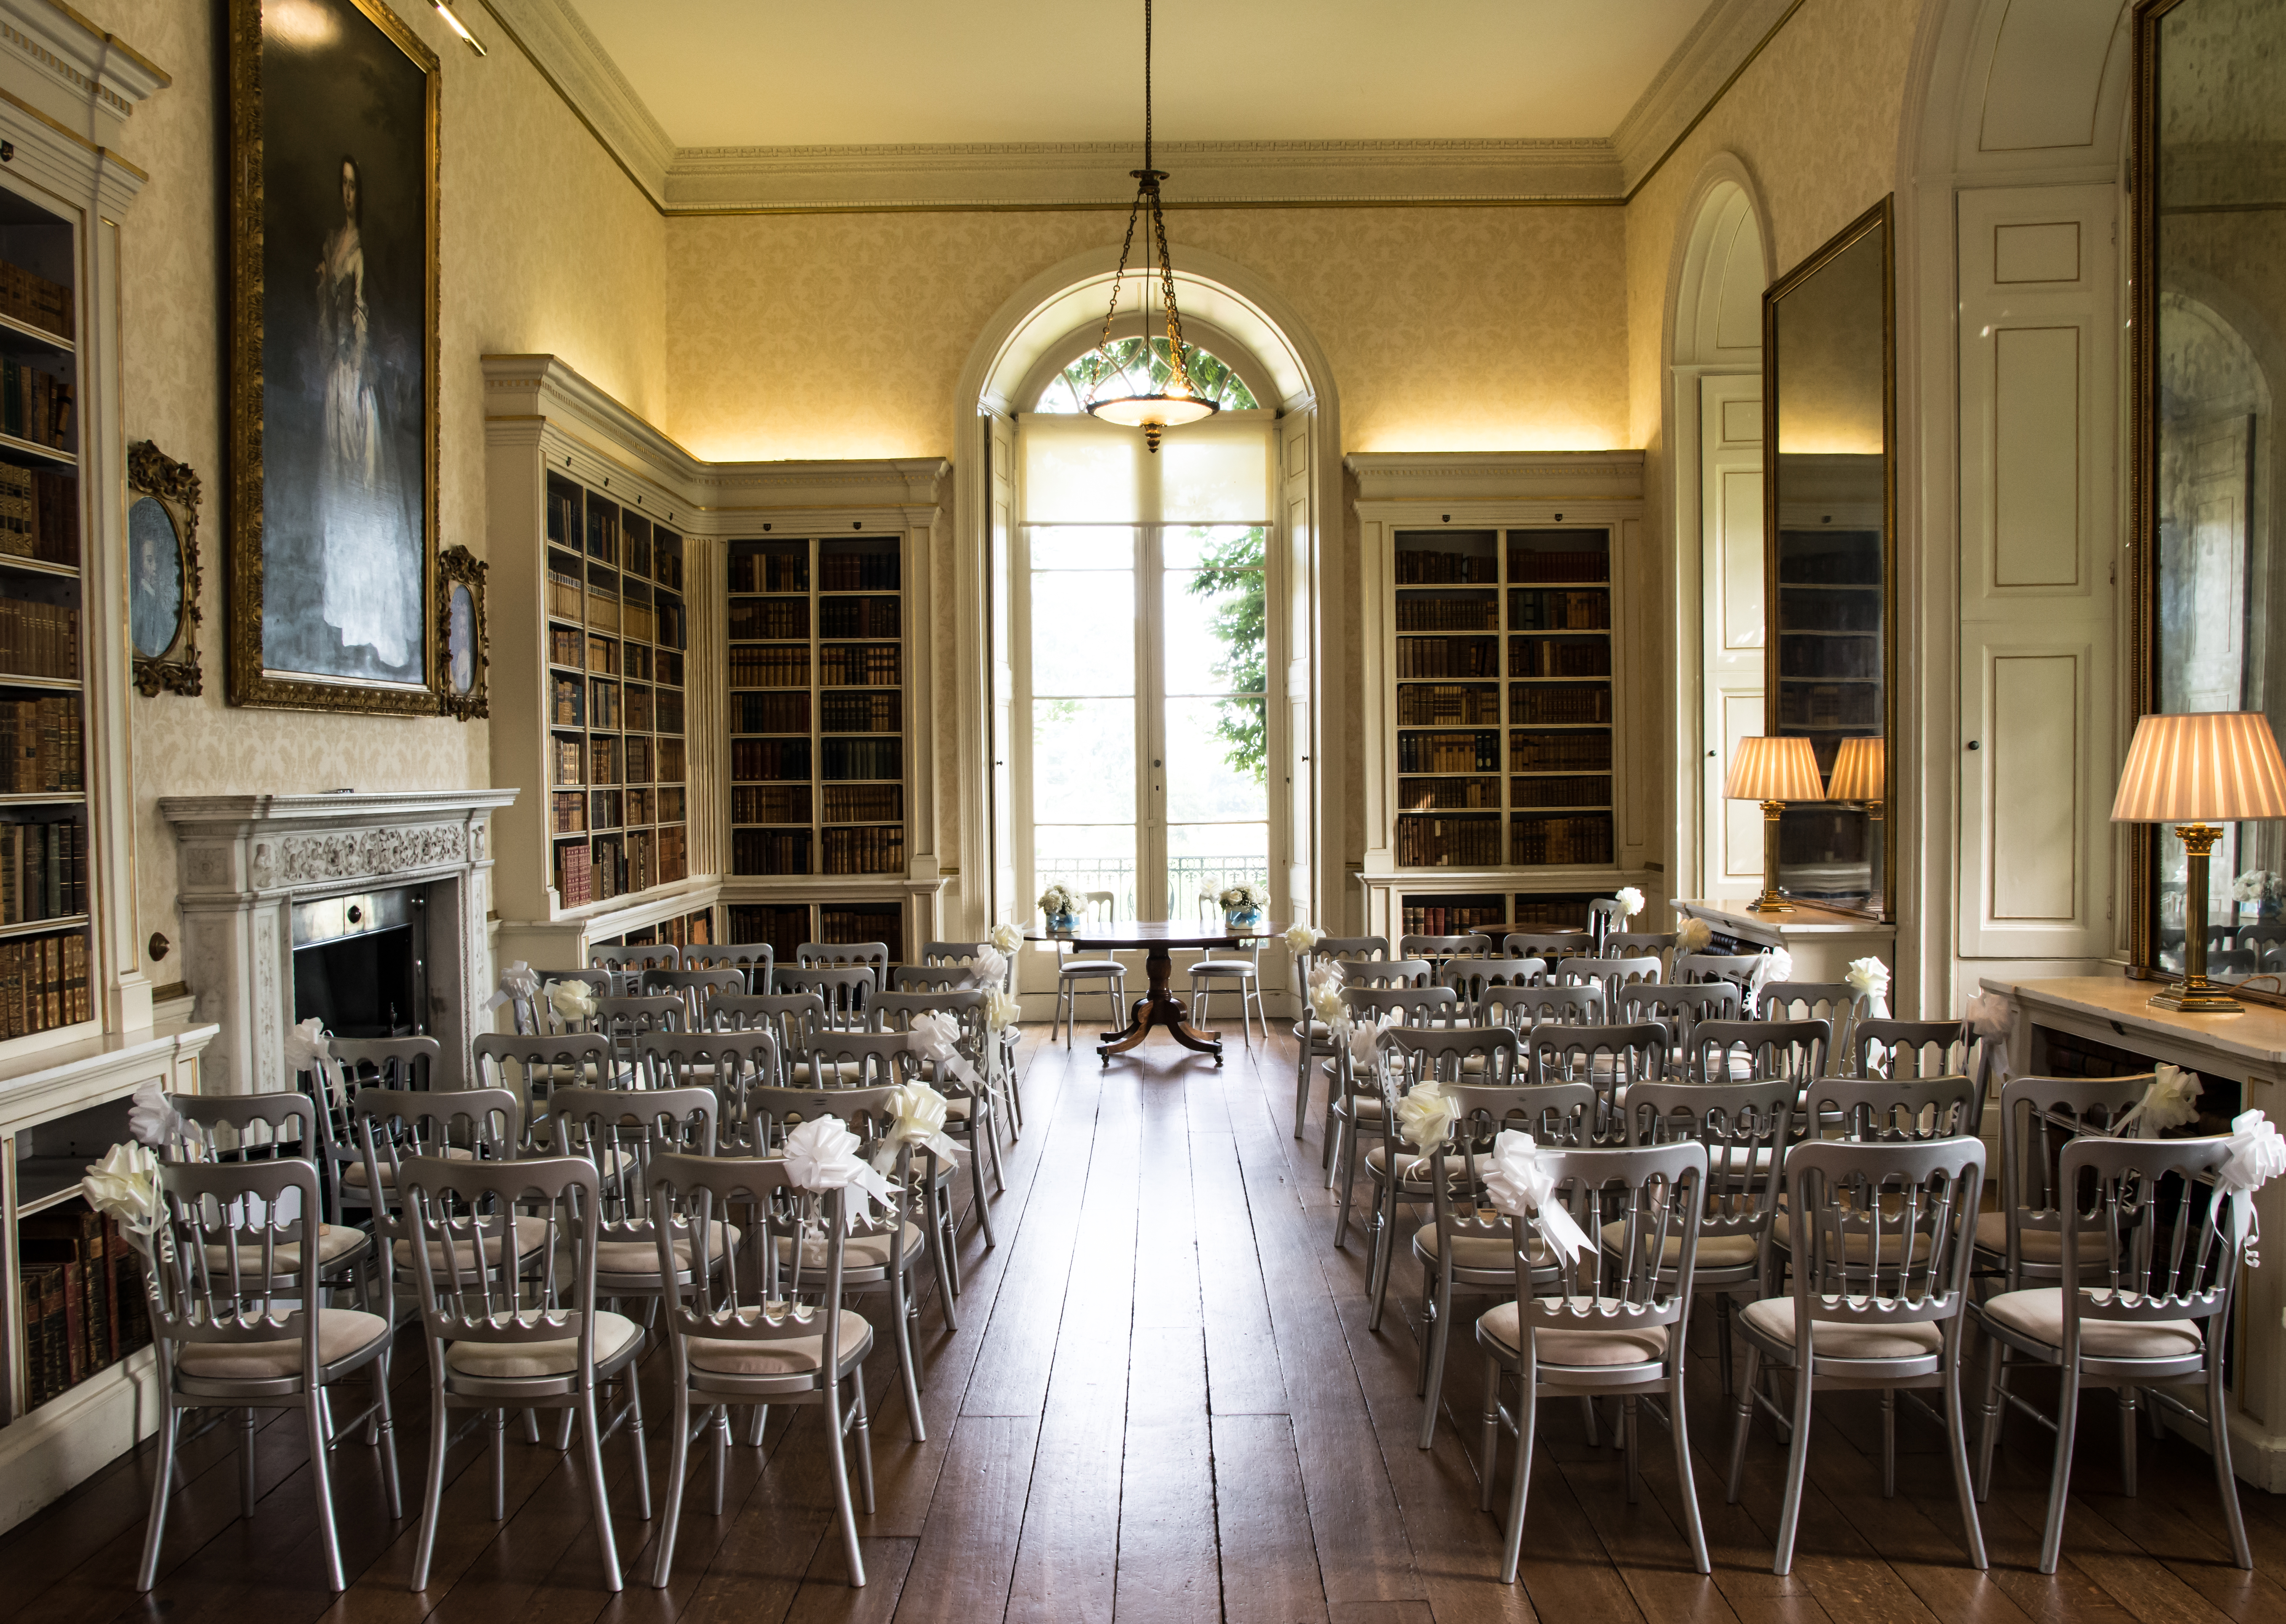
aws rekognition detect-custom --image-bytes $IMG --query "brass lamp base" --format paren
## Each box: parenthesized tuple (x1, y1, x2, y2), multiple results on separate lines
(2158, 821, 2241, 1014)
(1749, 798, 1794, 913)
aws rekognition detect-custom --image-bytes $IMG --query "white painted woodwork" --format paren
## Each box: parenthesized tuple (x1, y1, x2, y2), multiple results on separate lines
(1702, 373, 1766, 897)
(1954, 184, 2119, 963)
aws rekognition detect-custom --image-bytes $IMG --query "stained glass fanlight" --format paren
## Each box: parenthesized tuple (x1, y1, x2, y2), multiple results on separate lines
(1085, 0, 1218, 453)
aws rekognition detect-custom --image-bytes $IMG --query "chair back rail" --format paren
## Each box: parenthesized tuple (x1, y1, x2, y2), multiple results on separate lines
(1989, 1073, 2155, 1287)
(681, 942, 775, 994)
(1483, 982, 1604, 1031)
(1799, 1073, 1983, 1144)
(1854, 1018, 1973, 1081)
(1690, 1017, 1831, 1086)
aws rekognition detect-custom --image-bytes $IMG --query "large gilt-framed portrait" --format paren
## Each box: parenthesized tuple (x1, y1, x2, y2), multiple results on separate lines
(226, 0, 440, 714)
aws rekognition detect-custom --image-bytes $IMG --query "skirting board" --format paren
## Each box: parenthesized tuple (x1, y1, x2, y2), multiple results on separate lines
(0, 1344, 161, 1534)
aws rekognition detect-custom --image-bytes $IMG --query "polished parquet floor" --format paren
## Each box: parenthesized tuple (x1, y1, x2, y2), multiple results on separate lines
(4, 1020, 2281, 1624)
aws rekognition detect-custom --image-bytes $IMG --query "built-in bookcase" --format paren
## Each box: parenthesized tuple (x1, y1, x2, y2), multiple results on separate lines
(543, 472, 690, 911)
(727, 535, 908, 884)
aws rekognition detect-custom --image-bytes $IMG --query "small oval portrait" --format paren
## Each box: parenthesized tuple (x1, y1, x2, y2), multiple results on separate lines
(447, 581, 475, 694)
(128, 495, 184, 660)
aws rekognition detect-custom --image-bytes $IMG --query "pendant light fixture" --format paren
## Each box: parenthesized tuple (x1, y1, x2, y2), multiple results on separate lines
(1086, 0, 1217, 453)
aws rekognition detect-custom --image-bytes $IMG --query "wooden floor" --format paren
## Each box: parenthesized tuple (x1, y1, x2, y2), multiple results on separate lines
(6, 1021, 2283, 1624)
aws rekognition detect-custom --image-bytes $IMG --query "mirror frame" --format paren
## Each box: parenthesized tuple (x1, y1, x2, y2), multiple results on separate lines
(436, 542, 488, 721)
(1760, 194, 1897, 921)
(126, 439, 203, 698)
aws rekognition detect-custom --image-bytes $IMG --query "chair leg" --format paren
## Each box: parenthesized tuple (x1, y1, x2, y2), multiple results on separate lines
(1293, 1029, 1312, 1139)
(985, 1100, 1008, 1196)
(747, 1404, 769, 1447)
(1881, 1388, 1897, 1498)
(1479, 1352, 1504, 1513)
(2208, 1358, 2253, 1570)
(1772, 1359, 1816, 1576)
(970, 1126, 999, 1248)
(1942, 1329, 1988, 1570)
(711, 1405, 729, 1515)
(1419, 1268, 1453, 1450)
(1623, 1396, 1640, 1504)
(579, 1384, 624, 1592)
(306, 1387, 347, 1593)
(928, 1176, 960, 1331)
(2118, 1384, 2138, 1498)
(626, 1366, 653, 1522)
(894, 1273, 927, 1441)
(823, 1367, 867, 1587)
(373, 1346, 402, 1520)
(851, 1361, 877, 1515)
(1714, 1291, 1735, 1396)
(1974, 1331, 2006, 1502)
(1499, 1358, 1538, 1585)
(1669, 1367, 1712, 1574)
(410, 1389, 450, 1591)
(240, 1405, 259, 1518)
(2037, 1356, 2083, 1576)
(491, 1407, 508, 1520)
(136, 1402, 181, 1592)
(653, 1373, 691, 1587)
(1724, 1345, 1761, 1503)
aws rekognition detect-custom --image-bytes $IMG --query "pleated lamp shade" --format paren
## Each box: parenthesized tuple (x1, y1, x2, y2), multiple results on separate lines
(1724, 735, 1826, 802)
(1828, 736, 1886, 802)
(2110, 711, 2286, 823)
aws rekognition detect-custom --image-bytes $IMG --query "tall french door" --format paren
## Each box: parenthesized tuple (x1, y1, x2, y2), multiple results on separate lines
(1012, 411, 1279, 932)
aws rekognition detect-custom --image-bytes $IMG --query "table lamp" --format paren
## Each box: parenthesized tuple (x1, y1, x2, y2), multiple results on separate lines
(1724, 735, 1825, 913)
(2111, 710, 2286, 1014)
(1828, 736, 1885, 820)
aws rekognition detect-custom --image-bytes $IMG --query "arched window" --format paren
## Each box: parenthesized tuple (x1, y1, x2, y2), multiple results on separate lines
(1033, 337, 1260, 414)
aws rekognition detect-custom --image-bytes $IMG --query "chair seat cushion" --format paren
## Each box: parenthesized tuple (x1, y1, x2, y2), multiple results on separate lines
(393, 1213, 551, 1273)
(1979, 1287, 2205, 1360)
(774, 1221, 926, 1271)
(685, 1308, 874, 1376)
(1598, 1221, 1759, 1270)
(1364, 1144, 1489, 1185)
(444, 1309, 642, 1379)
(1191, 960, 1257, 976)
(175, 1307, 391, 1379)
(344, 1145, 474, 1189)
(592, 1220, 739, 1278)
(1769, 1209, 1933, 1264)
(1972, 1211, 2108, 1265)
(1477, 1298, 1670, 1367)
(1741, 1295, 1944, 1361)
(1058, 960, 1124, 978)
(204, 1222, 368, 1277)
(1415, 1220, 1545, 1271)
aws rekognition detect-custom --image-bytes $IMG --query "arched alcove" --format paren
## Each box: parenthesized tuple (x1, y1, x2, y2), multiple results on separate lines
(946, 246, 1344, 940)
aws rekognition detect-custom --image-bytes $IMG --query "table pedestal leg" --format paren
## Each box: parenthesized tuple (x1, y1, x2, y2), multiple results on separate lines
(1098, 947, 1225, 1066)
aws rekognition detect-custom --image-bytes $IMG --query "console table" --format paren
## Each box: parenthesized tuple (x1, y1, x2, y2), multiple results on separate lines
(1981, 972, 2286, 1489)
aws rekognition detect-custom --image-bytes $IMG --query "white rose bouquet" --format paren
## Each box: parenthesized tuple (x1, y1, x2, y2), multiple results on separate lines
(2235, 870, 2286, 905)
(1038, 883, 1086, 922)
(1218, 883, 1271, 914)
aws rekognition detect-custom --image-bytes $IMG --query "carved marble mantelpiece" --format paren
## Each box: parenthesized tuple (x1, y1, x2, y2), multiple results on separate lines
(160, 791, 517, 1094)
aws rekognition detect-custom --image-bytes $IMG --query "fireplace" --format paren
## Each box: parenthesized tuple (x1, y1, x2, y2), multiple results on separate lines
(160, 790, 517, 1093)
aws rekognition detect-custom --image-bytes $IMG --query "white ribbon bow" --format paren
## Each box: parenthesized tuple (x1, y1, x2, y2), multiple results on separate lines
(964, 947, 1009, 993)
(486, 959, 541, 1013)
(1283, 922, 1324, 954)
(1674, 916, 1714, 955)
(1845, 956, 1892, 1020)
(2117, 1063, 2203, 1136)
(1395, 1080, 1460, 1164)
(80, 1142, 161, 1255)
(544, 977, 599, 1026)
(1964, 990, 2015, 1086)
(2216, 1109, 2286, 1267)
(282, 1017, 343, 1104)
(1307, 960, 1348, 1030)
(1481, 1129, 1593, 1262)
(782, 1115, 898, 1230)
(988, 922, 1023, 954)
(873, 1081, 962, 1174)
(1612, 887, 1644, 923)
(984, 989, 1021, 1033)
(1748, 948, 1794, 1003)
(1348, 1008, 1401, 1072)
(127, 1078, 182, 1150)
(907, 1010, 984, 1090)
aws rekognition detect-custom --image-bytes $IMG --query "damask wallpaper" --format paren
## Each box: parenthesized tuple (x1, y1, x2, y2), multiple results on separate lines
(80, 0, 668, 973)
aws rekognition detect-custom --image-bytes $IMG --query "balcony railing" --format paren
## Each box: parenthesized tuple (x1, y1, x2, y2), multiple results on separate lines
(1035, 855, 1272, 922)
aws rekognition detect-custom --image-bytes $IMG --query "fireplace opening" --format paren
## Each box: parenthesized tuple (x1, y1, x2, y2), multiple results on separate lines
(293, 887, 427, 1039)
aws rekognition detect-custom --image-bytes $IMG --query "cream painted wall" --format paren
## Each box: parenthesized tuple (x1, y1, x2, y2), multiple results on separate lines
(78, 0, 666, 980)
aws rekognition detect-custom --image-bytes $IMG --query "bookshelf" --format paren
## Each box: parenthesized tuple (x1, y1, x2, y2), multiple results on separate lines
(1351, 453, 1651, 942)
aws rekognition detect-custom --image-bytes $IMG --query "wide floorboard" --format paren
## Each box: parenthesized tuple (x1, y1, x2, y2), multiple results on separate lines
(3, 1021, 2277, 1624)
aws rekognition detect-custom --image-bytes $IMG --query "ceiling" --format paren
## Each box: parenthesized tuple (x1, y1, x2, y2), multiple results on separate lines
(565, 0, 1721, 150)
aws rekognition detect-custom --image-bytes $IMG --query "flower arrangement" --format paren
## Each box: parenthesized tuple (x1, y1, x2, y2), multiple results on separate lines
(1612, 887, 1644, 922)
(1219, 883, 1270, 919)
(2235, 869, 2286, 905)
(1038, 883, 1086, 924)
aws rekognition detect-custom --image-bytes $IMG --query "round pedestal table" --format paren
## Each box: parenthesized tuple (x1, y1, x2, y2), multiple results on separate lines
(1025, 919, 1277, 1068)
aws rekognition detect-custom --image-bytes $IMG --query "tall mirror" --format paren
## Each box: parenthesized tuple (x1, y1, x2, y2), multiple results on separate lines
(1762, 197, 1895, 919)
(2133, 0, 2286, 995)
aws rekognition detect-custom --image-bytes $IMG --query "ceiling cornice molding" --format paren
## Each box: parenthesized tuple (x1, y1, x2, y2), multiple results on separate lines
(491, 0, 1795, 216)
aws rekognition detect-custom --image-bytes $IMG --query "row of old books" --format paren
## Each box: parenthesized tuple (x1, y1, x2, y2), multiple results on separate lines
(1510, 731, 1612, 772)
(1396, 684, 1500, 726)
(732, 828, 810, 875)
(729, 647, 810, 688)
(0, 696, 80, 793)
(1395, 814, 1503, 868)
(1510, 815, 1614, 866)
(1397, 731, 1499, 773)
(0, 927, 92, 1034)
(19, 1209, 150, 1411)
(729, 550, 808, 593)
(658, 824, 687, 886)
(1399, 903, 1507, 937)
(0, 594, 77, 679)
(822, 825, 906, 875)
(556, 839, 592, 907)
(823, 784, 902, 822)
(1507, 548, 1607, 583)
(0, 465, 75, 565)
(1393, 596, 1499, 631)
(729, 599, 807, 639)
(0, 259, 72, 340)
(0, 817, 84, 923)
(1508, 587, 1610, 630)
(1508, 686, 1611, 725)
(818, 597, 899, 637)
(624, 736, 653, 784)
(818, 644, 901, 687)
(552, 789, 587, 835)
(1509, 638, 1610, 678)
(818, 912, 902, 958)
(733, 692, 808, 734)
(731, 738, 810, 781)
(0, 357, 72, 447)
(548, 625, 620, 671)
(1393, 548, 1496, 585)
(546, 570, 583, 620)
(733, 785, 810, 824)
(820, 737, 899, 780)
(1511, 774, 1610, 809)
(552, 735, 583, 785)
(820, 691, 899, 733)
(818, 551, 898, 591)
(1395, 637, 1498, 679)
(1399, 775, 1500, 811)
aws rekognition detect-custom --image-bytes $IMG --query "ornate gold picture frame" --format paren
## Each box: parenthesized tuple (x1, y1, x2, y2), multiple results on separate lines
(225, 0, 441, 714)
(437, 543, 487, 720)
(127, 440, 203, 697)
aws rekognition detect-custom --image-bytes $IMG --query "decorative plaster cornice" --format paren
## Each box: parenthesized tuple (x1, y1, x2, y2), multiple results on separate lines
(1346, 450, 1647, 507)
(477, 0, 1799, 214)
(0, 0, 168, 133)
